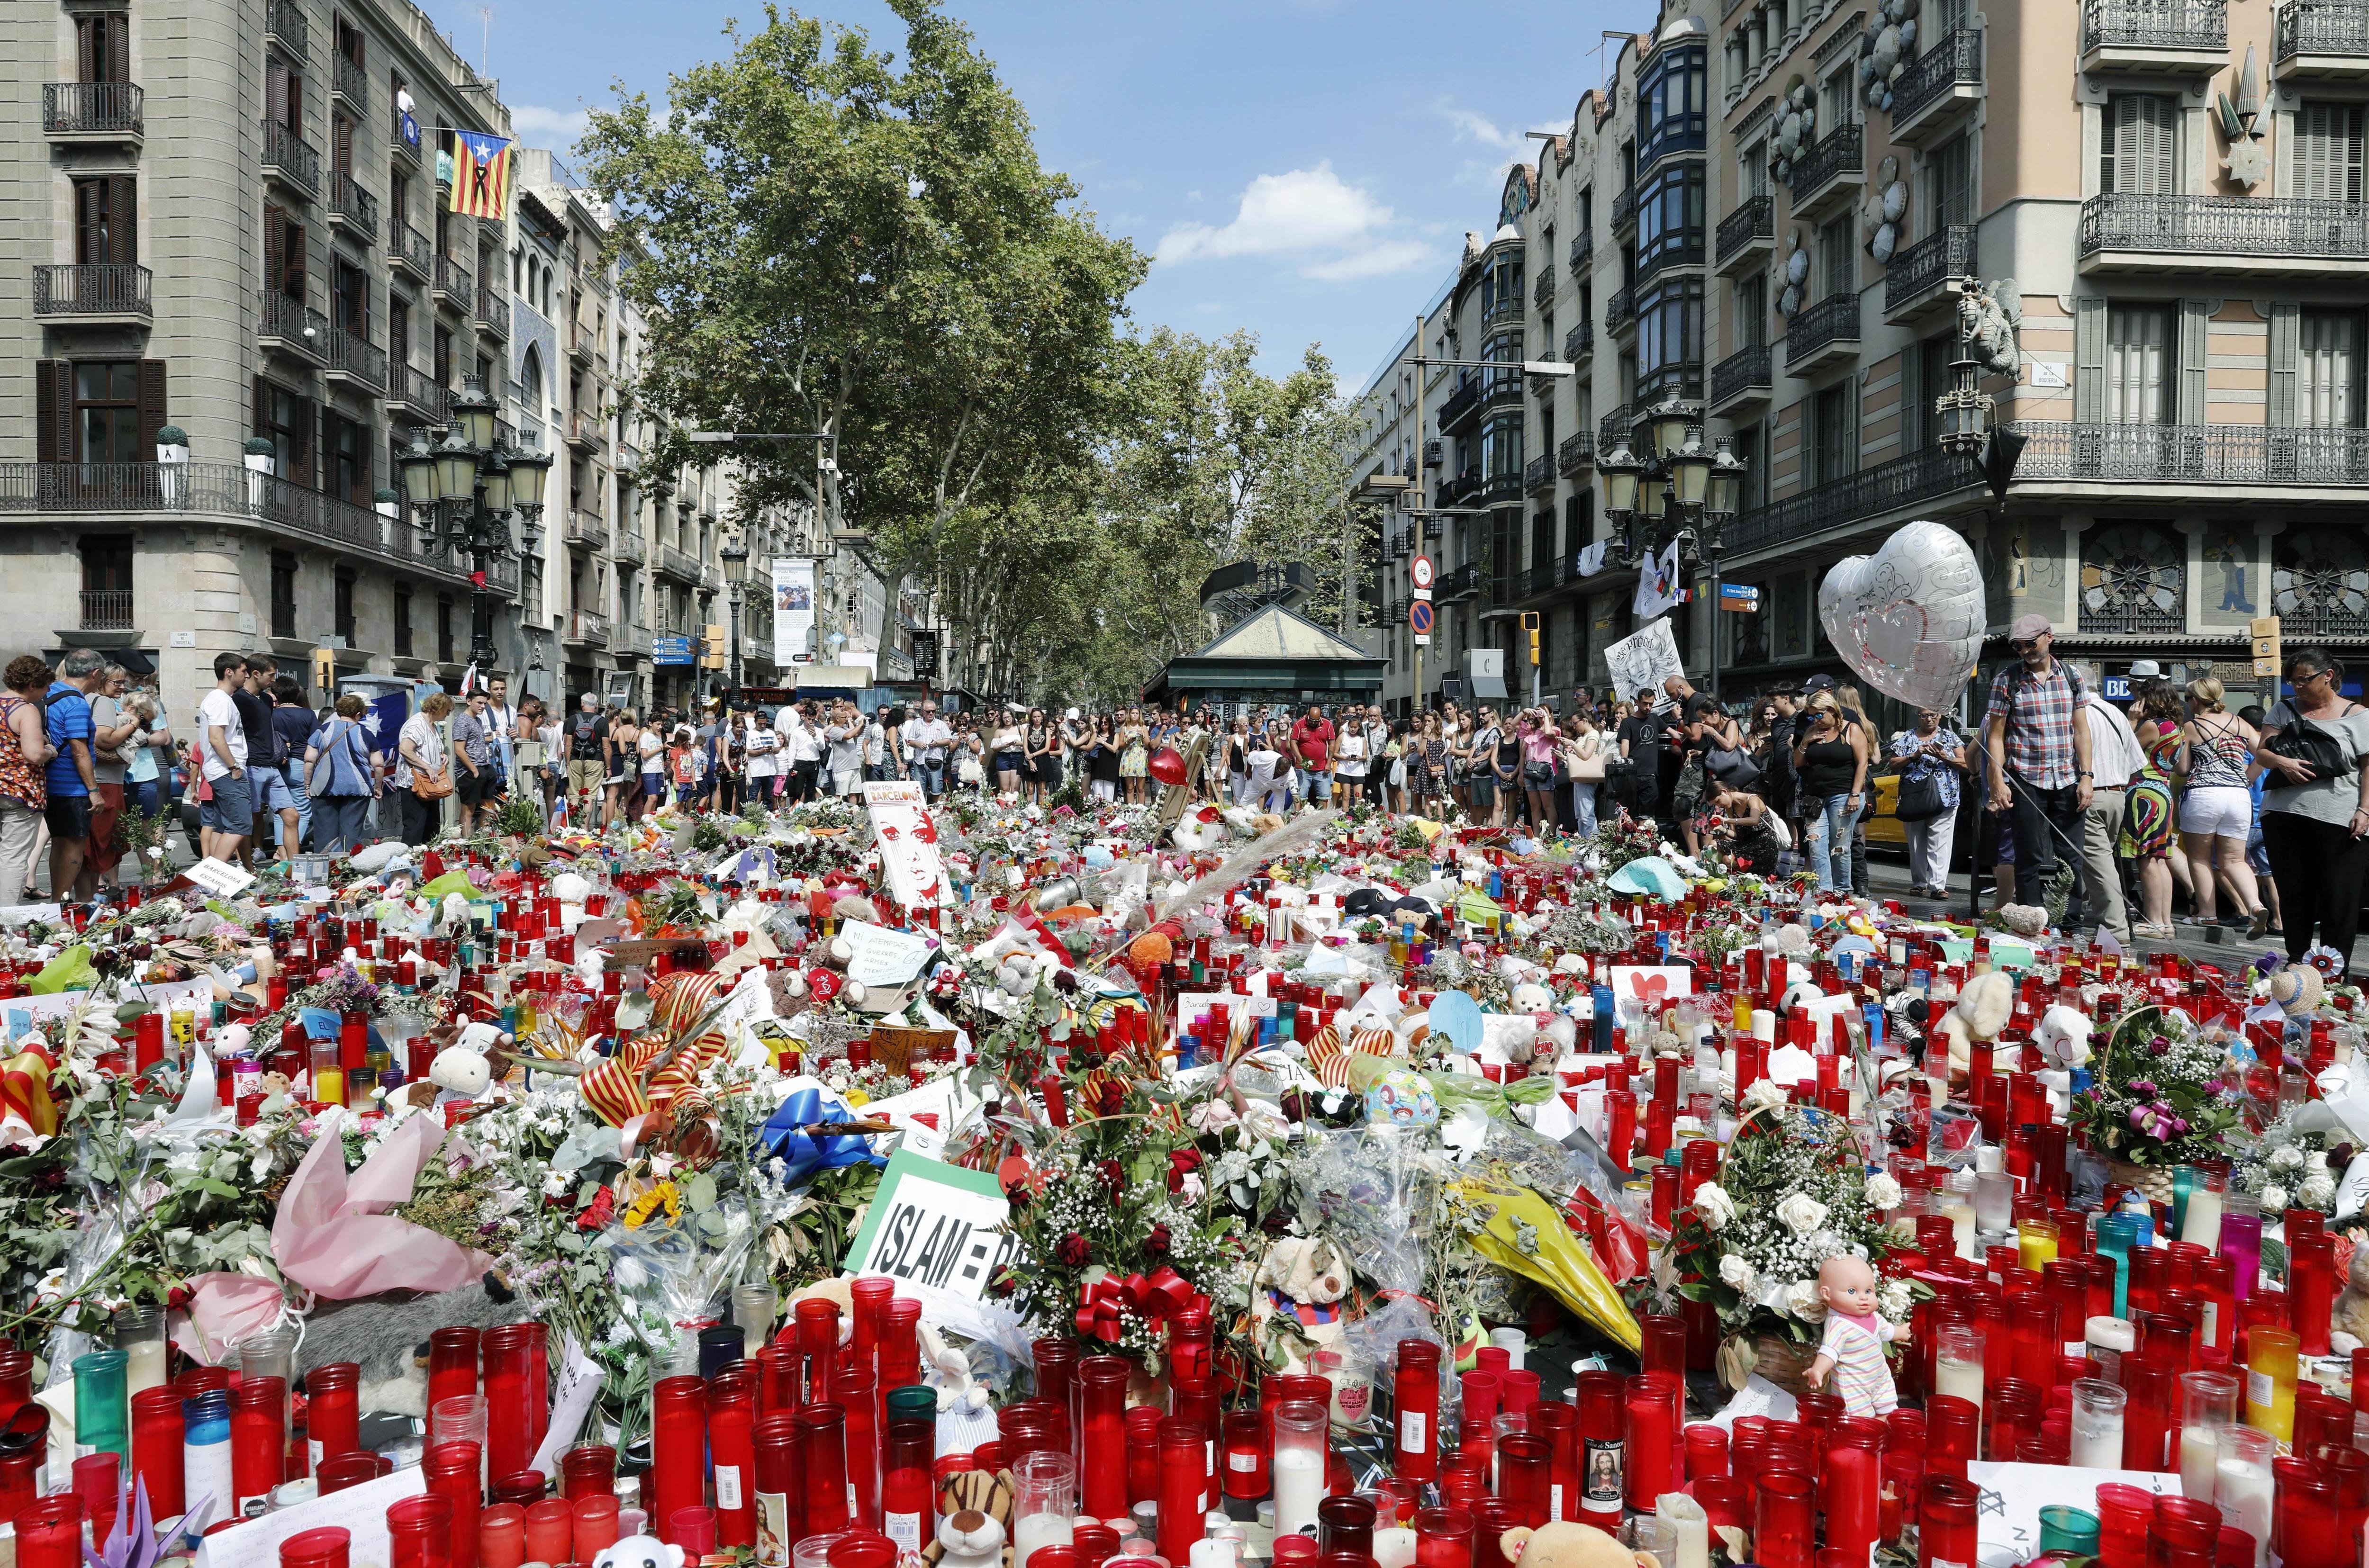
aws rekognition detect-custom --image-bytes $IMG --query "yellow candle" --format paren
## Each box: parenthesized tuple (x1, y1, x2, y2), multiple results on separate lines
(2017, 1220, 2059, 1272)
(2243, 1326, 2298, 1444)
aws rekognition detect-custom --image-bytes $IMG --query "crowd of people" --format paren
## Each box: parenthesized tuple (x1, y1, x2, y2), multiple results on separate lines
(0, 622, 2362, 973)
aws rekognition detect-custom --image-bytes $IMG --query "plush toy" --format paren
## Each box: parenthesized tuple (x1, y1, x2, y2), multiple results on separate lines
(591, 1538, 684, 1568)
(1501, 1519, 1655, 1568)
(917, 1318, 991, 1415)
(1802, 1254, 1907, 1418)
(2332, 1243, 2369, 1347)
(1934, 969, 2015, 1076)
(1256, 1237, 1352, 1305)
(429, 1046, 492, 1098)
(929, 1508, 1007, 1568)
(2031, 1005, 2093, 1071)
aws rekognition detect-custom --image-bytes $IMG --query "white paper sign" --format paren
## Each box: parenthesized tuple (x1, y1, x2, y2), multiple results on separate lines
(840, 919, 936, 989)
(1965, 1461, 2177, 1568)
(1608, 965, 1694, 1007)
(864, 781, 952, 908)
(1602, 616, 1685, 703)
(184, 857, 259, 900)
(195, 1463, 428, 1568)
(0, 904, 62, 927)
(847, 1153, 1014, 1318)
(528, 1337, 607, 1476)
(1176, 991, 1276, 1037)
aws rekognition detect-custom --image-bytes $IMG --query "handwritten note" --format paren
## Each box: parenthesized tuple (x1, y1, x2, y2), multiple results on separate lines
(183, 857, 258, 900)
(1965, 1460, 2177, 1568)
(527, 1337, 607, 1476)
(195, 1463, 428, 1568)
(840, 919, 936, 990)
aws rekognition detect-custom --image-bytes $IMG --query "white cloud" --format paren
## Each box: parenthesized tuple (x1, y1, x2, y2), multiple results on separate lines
(1301, 239, 1436, 282)
(1157, 163, 1390, 265)
(1439, 104, 1523, 151)
(511, 104, 589, 144)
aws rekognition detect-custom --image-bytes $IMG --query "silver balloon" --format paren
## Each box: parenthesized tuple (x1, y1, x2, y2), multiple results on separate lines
(1816, 520, 1987, 711)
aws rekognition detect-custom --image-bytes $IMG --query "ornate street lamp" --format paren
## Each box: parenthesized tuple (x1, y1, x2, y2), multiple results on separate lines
(1596, 442, 1644, 566)
(1935, 349, 1993, 461)
(721, 538, 750, 692)
(392, 373, 532, 673)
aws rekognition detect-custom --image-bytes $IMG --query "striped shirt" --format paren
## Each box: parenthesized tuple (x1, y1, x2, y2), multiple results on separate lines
(1818, 1311, 1900, 1419)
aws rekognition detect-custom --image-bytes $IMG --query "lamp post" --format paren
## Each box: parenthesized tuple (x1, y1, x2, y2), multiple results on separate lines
(396, 372, 550, 677)
(1592, 401, 1752, 698)
(721, 537, 750, 695)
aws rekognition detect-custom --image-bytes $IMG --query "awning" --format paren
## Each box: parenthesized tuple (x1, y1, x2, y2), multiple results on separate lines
(791, 664, 874, 691)
(111, 649, 156, 676)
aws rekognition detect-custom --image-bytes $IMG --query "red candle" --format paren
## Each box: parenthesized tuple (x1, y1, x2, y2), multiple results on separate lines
(1125, 1405, 1162, 1507)
(1684, 1423, 1730, 1481)
(571, 1495, 621, 1562)
(796, 1299, 842, 1406)
(1078, 1356, 1129, 1521)
(280, 1527, 350, 1568)
(480, 1326, 535, 1482)
(131, 1384, 184, 1519)
(473, 1503, 523, 1568)
(1918, 1476, 1979, 1568)
(12, 1496, 81, 1568)
(308, 1362, 362, 1464)
(797, 1402, 853, 1536)
(1413, 1507, 1475, 1568)
(650, 1375, 709, 1545)
(1497, 1433, 1551, 1527)
(428, 1329, 480, 1412)
(1573, 1370, 1626, 1524)
(559, 1442, 616, 1502)
(388, 1494, 457, 1568)
(1156, 1417, 1207, 1565)
(232, 1375, 287, 1518)
(1392, 1340, 1442, 1482)
(1821, 1429, 1881, 1566)
(2290, 1236, 2337, 1357)
(1622, 1372, 1679, 1511)
(423, 1442, 483, 1568)
(523, 1500, 572, 1566)
(755, 1410, 805, 1563)
(1528, 1400, 1579, 1521)
(882, 1418, 934, 1557)
(835, 1364, 880, 1527)
(710, 1370, 760, 1548)
(1754, 1470, 1815, 1568)
(880, 1300, 922, 1395)
(1222, 1409, 1269, 1500)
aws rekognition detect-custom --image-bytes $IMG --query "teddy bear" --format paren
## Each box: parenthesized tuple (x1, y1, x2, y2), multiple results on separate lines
(1501, 1520, 1655, 1568)
(1932, 969, 2014, 1078)
(2031, 1005, 2093, 1071)
(1256, 1237, 1352, 1306)
(928, 1508, 1007, 1568)
(591, 1538, 684, 1568)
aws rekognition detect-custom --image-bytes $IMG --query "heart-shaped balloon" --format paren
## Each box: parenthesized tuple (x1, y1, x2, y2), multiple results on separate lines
(1816, 520, 1986, 711)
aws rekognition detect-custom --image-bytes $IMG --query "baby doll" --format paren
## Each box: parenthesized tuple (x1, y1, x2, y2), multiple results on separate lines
(1802, 1253, 1909, 1418)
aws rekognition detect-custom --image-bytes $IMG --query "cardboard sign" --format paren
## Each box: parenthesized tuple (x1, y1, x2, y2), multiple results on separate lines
(864, 781, 952, 908)
(1608, 966, 1695, 1009)
(195, 1462, 428, 1568)
(1965, 1461, 2177, 1567)
(844, 1149, 1013, 1304)
(0, 904, 62, 927)
(184, 857, 258, 900)
(840, 919, 936, 990)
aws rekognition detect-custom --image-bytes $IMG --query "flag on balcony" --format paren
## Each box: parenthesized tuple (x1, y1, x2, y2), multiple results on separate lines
(1632, 539, 1684, 621)
(441, 127, 514, 219)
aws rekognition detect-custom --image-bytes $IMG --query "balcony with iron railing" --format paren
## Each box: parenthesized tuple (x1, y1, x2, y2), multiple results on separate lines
(562, 509, 606, 549)
(1637, 359, 1705, 404)
(1788, 124, 1864, 218)
(1605, 286, 1636, 337)
(333, 52, 368, 110)
(570, 321, 597, 364)
(564, 609, 611, 648)
(327, 171, 377, 239)
(1709, 344, 1773, 412)
(1715, 192, 1775, 274)
(1724, 442, 1981, 557)
(1524, 455, 1555, 494)
(1569, 226, 1594, 272)
(389, 221, 431, 281)
(475, 288, 510, 336)
(614, 528, 647, 567)
(324, 327, 386, 390)
(33, 264, 152, 322)
(262, 118, 320, 198)
(0, 462, 475, 582)
(44, 82, 143, 141)
(258, 289, 329, 360)
(1558, 430, 1596, 477)
(1533, 267, 1557, 309)
(2078, 192, 2369, 269)
(1564, 320, 1593, 362)
(80, 590, 134, 631)
(1890, 27, 1985, 143)
(2278, 0, 2369, 72)
(2007, 420, 2369, 485)
(1785, 293, 1862, 372)
(387, 362, 445, 422)
(1885, 224, 1978, 321)
(432, 255, 472, 306)
(1612, 184, 1639, 233)
(2081, 0, 2227, 67)
(1599, 403, 1633, 450)
(1635, 234, 1707, 290)
(566, 411, 607, 454)
(265, 0, 309, 55)
(658, 543, 705, 583)
(1437, 472, 1482, 509)
(1437, 376, 1483, 434)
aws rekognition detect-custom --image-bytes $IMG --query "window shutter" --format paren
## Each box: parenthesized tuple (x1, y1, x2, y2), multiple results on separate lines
(1900, 339, 1924, 451)
(285, 221, 307, 299)
(109, 175, 136, 265)
(267, 60, 288, 126)
(2178, 298, 2210, 424)
(76, 16, 98, 84)
(107, 14, 128, 84)
(2075, 295, 2108, 423)
(2270, 300, 2301, 427)
(137, 360, 167, 454)
(334, 115, 352, 175)
(264, 204, 286, 296)
(2142, 96, 2176, 194)
(35, 360, 65, 464)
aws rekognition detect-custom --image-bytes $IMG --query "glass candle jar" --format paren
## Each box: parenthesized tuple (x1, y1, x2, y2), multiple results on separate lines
(280, 1527, 351, 1568)
(2070, 1379, 2128, 1469)
(796, 1299, 843, 1407)
(1934, 1325, 1986, 1409)
(480, 1325, 538, 1482)
(1622, 1373, 1680, 1512)
(1271, 1400, 1328, 1542)
(881, 1418, 932, 1558)
(1013, 1450, 1079, 1568)
(232, 1374, 287, 1519)
(2289, 1236, 2337, 1358)
(880, 1300, 922, 1395)
(1076, 1356, 1130, 1522)
(1498, 1434, 1551, 1528)
(1125, 1404, 1162, 1508)
(423, 1442, 483, 1568)
(75, 1349, 131, 1463)
(755, 1410, 806, 1564)
(1156, 1418, 1207, 1566)
(470, 1502, 522, 1568)
(428, 1328, 481, 1411)
(2220, 1191, 2264, 1302)
(15, 1497, 85, 1568)
(711, 1369, 760, 1548)
(2212, 1425, 2274, 1562)
(1918, 1475, 1980, 1568)
(308, 1362, 362, 1465)
(573, 1494, 622, 1562)
(2243, 1327, 2299, 1445)
(130, 1384, 184, 1519)
(523, 1499, 573, 1564)
(2178, 1373, 2240, 1501)
(1392, 1341, 1441, 1483)
(797, 1403, 853, 1537)
(1412, 1507, 1474, 1568)
(736, 1282, 781, 1347)
(1753, 1470, 1814, 1568)
(386, 1494, 456, 1568)
(650, 1375, 709, 1545)
(1220, 1410, 1268, 1501)
(114, 1306, 167, 1400)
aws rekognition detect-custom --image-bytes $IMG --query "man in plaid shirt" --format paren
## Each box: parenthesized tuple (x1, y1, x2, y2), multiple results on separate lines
(1983, 613, 2095, 901)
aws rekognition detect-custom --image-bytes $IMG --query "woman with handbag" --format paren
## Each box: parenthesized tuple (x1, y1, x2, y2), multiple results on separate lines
(303, 693, 384, 855)
(1516, 709, 1560, 833)
(1560, 712, 1609, 836)
(394, 692, 453, 847)
(1791, 691, 1867, 894)
(2253, 648, 2369, 972)
(1888, 710, 1966, 899)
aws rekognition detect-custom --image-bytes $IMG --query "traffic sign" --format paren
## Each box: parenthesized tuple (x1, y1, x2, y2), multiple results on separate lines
(1412, 586, 1432, 602)
(1411, 555, 1435, 591)
(1718, 583, 1761, 613)
(1408, 600, 1435, 637)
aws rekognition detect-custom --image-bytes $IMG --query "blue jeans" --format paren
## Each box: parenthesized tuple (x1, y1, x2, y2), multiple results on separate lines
(1300, 768, 1333, 802)
(313, 794, 372, 855)
(915, 759, 945, 798)
(1804, 792, 1860, 892)
(1570, 781, 1598, 838)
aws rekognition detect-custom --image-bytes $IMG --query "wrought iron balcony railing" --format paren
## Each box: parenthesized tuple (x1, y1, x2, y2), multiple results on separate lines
(2078, 192, 2369, 260)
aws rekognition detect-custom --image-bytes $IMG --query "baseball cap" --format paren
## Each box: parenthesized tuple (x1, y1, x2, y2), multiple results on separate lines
(2008, 613, 2054, 643)
(2127, 659, 2161, 679)
(1066, 707, 1080, 721)
(1802, 674, 1837, 694)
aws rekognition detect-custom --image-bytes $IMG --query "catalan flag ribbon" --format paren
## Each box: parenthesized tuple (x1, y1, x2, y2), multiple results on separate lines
(440, 127, 514, 219)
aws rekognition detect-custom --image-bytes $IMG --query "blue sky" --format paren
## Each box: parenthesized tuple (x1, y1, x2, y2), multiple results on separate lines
(447, 0, 1642, 391)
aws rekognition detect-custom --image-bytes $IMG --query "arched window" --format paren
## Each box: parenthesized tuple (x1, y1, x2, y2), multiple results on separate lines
(521, 346, 547, 436)
(2079, 523, 2184, 636)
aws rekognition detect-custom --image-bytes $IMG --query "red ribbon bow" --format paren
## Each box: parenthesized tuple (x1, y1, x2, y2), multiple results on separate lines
(1074, 1277, 1130, 1342)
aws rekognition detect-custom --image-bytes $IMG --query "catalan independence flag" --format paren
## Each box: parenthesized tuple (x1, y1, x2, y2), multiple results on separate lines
(440, 127, 514, 219)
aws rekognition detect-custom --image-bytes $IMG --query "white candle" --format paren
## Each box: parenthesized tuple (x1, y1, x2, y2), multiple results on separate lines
(1941, 1200, 1977, 1261)
(1751, 1008, 1776, 1043)
(2215, 1457, 2273, 1567)
(1935, 1351, 1985, 1407)
(122, 1337, 166, 1398)
(2179, 1186, 2223, 1249)
(1013, 1513, 1074, 1567)
(1271, 1447, 1323, 1541)
(2069, 1380, 2126, 1469)
(1373, 1527, 1419, 1568)
(1655, 1493, 1710, 1568)
(2179, 1425, 2221, 1501)
(2086, 1316, 2135, 1386)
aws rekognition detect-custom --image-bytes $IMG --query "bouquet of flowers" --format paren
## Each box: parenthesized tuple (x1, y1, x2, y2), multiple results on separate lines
(2069, 1004, 2241, 1171)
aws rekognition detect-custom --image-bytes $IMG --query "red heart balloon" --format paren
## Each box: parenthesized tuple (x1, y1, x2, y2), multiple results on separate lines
(1148, 747, 1188, 787)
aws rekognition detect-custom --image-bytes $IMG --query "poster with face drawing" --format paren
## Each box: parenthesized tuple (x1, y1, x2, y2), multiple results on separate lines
(1815, 520, 1986, 712)
(1602, 616, 1685, 705)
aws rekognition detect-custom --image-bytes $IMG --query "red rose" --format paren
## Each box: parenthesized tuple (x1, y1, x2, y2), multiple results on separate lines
(1144, 1224, 1171, 1258)
(1097, 1081, 1126, 1117)
(577, 1186, 615, 1231)
(164, 1283, 195, 1312)
(1166, 1147, 1203, 1193)
(1097, 1159, 1126, 1194)
(1055, 1232, 1091, 1267)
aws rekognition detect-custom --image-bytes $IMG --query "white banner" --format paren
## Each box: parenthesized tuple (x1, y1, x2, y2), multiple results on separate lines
(1602, 615, 1686, 703)
(773, 558, 815, 667)
(1632, 539, 1684, 620)
(863, 780, 953, 908)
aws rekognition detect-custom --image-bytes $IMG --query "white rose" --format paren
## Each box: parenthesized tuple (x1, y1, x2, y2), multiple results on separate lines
(1865, 1174, 1903, 1209)
(2270, 1145, 2307, 1173)
(1743, 1078, 1790, 1112)
(1693, 1181, 1738, 1231)
(1776, 1192, 1829, 1235)
(2262, 1184, 2291, 1213)
(1719, 1254, 1758, 1293)
(1878, 1280, 1913, 1319)
(1787, 1279, 1828, 1322)
(2301, 1172, 2336, 1209)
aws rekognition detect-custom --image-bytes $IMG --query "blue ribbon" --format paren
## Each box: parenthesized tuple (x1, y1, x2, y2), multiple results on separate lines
(760, 1085, 888, 1187)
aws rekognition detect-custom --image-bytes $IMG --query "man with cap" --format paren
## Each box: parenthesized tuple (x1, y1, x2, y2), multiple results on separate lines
(1983, 614, 2094, 912)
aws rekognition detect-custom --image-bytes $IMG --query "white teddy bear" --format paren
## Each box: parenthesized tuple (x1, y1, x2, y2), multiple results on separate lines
(592, 1538, 683, 1568)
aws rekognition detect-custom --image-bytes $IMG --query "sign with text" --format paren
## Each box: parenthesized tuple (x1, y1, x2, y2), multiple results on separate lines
(1602, 616, 1685, 703)
(843, 1149, 1013, 1302)
(1718, 582, 1761, 613)
(864, 780, 952, 908)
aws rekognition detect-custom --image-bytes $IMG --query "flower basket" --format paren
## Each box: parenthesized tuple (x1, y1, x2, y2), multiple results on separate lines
(2106, 1158, 2176, 1207)
(1733, 1329, 1820, 1396)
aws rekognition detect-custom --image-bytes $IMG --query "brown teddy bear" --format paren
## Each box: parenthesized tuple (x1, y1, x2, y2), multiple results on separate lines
(1501, 1520, 1655, 1568)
